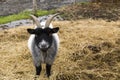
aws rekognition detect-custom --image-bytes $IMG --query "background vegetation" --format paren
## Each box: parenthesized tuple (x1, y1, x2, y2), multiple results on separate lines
(57, 3, 120, 21)
(91, 0, 120, 3)
(0, 10, 55, 24)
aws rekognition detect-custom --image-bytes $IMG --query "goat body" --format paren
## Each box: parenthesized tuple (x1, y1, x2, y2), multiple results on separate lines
(27, 14, 59, 77)
(28, 22, 59, 65)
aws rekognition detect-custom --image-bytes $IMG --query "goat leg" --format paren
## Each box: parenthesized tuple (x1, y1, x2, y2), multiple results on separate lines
(46, 64, 51, 78)
(35, 65, 42, 75)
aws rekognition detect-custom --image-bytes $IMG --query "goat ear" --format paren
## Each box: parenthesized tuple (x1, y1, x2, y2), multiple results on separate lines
(52, 27, 59, 33)
(27, 29, 35, 34)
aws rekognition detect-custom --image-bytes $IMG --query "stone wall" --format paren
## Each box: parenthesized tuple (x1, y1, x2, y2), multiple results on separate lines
(0, 0, 90, 16)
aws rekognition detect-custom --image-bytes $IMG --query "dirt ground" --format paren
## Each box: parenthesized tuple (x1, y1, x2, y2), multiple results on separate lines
(57, 3, 120, 21)
(0, 19, 120, 80)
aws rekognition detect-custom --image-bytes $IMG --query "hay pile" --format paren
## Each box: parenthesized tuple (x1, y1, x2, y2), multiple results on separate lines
(0, 19, 120, 80)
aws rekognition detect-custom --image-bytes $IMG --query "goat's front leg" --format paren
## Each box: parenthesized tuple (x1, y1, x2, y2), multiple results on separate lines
(32, 55, 42, 76)
(34, 65, 42, 80)
(46, 64, 51, 78)
(35, 65, 42, 75)
(33, 61, 42, 80)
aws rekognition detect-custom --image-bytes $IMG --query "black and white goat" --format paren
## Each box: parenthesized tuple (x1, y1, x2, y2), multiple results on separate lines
(27, 14, 59, 78)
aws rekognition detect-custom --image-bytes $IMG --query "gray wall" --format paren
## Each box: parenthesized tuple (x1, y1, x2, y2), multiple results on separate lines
(0, 0, 90, 16)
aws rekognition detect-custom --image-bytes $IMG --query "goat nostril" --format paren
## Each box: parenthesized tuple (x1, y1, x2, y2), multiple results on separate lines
(40, 44, 48, 52)
(41, 44, 47, 48)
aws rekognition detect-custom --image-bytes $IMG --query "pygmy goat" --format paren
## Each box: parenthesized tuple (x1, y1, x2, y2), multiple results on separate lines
(27, 14, 60, 78)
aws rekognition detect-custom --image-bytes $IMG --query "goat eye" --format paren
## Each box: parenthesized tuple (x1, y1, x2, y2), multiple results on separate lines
(45, 32, 50, 36)
(48, 33, 52, 36)
(35, 35, 38, 37)
(35, 33, 41, 37)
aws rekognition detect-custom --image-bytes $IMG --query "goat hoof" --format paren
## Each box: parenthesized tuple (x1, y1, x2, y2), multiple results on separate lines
(44, 73, 51, 78)
(34, 75, 39, 80)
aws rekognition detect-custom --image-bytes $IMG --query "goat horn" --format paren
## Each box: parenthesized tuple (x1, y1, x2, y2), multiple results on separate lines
(30, 15, 42, 28)
(45, 13, 60, 27)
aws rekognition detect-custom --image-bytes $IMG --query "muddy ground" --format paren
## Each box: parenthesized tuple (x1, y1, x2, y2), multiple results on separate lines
(0, 19, 120, 80)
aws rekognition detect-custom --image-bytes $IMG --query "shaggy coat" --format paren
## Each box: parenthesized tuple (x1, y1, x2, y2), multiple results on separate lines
(28, 22, 59, 66)
(27, 14, 60, 77)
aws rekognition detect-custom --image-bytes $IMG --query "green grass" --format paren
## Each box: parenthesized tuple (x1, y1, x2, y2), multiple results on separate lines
(0, 10, 55, 24)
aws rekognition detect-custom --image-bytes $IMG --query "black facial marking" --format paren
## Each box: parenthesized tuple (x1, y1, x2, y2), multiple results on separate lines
(27, 27, 59, 34)
(35, 65, 42, 75)
(46, 64, 51, 78)
(35, 28, 53, 50)
(27, 27, 59, 51)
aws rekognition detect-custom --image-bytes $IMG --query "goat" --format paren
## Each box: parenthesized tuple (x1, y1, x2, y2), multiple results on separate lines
(27, 14, 60, 78)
